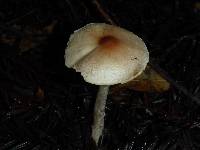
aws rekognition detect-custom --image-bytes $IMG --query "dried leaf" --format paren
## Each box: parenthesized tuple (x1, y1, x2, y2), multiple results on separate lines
(111, 66, 170, 93)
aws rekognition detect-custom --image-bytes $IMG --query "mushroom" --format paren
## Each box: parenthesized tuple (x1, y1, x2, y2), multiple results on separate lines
(64, 23, 149, 145)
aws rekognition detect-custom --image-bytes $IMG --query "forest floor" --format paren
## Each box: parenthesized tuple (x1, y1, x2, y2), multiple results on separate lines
(0, 0, 200, 150)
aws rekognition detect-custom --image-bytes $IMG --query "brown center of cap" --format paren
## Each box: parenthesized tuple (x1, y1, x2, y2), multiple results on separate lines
(98, 35, 120, 50)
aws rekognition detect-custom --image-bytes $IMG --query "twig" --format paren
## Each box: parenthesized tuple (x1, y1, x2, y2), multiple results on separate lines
(6, 9, 37, 25)
(149, 61, 200, 105)
(92, 0, 116, 25)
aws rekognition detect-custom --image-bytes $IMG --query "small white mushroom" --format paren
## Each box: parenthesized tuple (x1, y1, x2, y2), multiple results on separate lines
(64, 23, 149, 145)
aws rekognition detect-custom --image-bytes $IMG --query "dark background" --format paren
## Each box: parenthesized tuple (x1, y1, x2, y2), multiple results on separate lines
(0, 0, 200, 149)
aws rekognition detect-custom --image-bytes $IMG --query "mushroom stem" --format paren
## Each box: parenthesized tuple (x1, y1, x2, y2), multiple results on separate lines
(92, 85, 110, 145)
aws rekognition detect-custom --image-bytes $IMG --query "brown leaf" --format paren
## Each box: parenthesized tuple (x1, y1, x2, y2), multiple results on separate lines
(111, 66, 170, 93)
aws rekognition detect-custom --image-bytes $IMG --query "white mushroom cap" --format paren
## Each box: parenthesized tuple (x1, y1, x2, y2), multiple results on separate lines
(65, 23, 149, 85)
